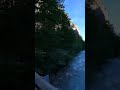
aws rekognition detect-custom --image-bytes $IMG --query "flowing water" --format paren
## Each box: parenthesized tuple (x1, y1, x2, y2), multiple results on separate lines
(51, 50, 85, 90)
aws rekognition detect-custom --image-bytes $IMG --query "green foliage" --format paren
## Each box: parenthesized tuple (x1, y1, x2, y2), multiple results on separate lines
(35, 0, 85, 75)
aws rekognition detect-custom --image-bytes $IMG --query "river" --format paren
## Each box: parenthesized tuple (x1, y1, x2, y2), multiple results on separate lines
(51, 50, 85, 90)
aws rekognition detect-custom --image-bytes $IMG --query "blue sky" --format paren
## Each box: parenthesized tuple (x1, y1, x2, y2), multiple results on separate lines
(64, 0, 85, 40)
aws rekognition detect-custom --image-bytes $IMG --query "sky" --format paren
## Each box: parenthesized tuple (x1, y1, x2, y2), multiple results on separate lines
(102, 0, 120, 35)
(64, 0, 85, 41)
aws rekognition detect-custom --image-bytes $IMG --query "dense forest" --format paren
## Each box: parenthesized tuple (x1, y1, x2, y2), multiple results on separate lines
(35, 0, 85, 75)
(86, 0, 120, 86)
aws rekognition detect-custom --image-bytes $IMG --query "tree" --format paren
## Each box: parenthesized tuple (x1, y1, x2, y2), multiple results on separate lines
(35, 0, 85, 75)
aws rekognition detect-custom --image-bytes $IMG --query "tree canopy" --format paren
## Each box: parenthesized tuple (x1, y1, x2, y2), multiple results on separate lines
(35, 0, 85, 75)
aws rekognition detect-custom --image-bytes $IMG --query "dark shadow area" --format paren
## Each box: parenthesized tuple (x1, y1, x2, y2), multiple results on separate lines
(0, 0, 34, 89)
(86, 0, 120, 89)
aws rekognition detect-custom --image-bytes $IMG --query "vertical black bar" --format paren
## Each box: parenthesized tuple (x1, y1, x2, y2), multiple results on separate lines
(0, 0, 35, 89)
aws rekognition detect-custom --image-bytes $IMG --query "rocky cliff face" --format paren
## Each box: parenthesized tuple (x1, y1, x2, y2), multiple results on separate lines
(70, 21, 80, 35)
